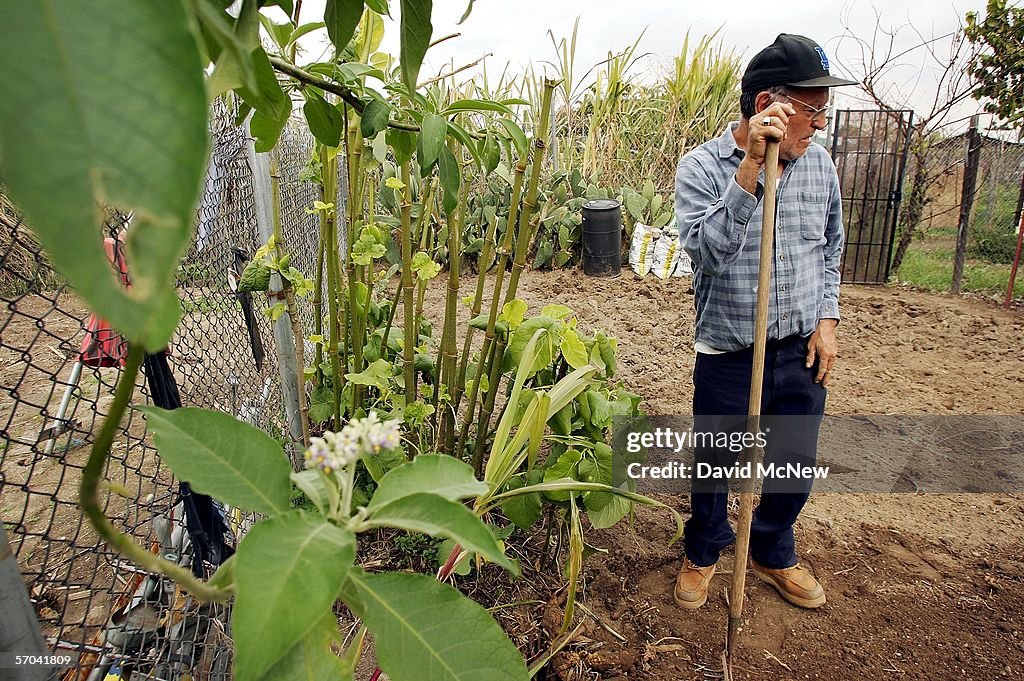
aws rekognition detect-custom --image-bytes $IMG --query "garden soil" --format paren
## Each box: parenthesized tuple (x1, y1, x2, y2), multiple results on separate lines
(424, 270, 1024, 681)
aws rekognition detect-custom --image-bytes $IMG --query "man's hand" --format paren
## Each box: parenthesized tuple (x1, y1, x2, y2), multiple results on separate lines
(806, 318, 838, 386)
(736, 102, 794, 193)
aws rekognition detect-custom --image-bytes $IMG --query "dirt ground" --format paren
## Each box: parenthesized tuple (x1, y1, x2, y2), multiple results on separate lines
(444, 270, 1024, 681)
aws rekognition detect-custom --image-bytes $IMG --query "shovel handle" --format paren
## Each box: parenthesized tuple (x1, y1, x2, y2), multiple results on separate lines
(728, 140, 780, 626)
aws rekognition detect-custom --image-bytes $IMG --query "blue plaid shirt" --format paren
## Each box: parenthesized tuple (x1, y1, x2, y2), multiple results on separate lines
(675, 123, 843, 352)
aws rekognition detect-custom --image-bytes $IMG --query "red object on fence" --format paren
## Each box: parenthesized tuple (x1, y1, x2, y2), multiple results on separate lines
(78, 233, 130, 367)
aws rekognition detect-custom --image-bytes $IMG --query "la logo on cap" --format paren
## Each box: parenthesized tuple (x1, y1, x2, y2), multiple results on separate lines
(814, 46, 829, 72)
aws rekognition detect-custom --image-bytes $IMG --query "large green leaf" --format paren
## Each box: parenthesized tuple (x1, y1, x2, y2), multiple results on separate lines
(360, 98, 391, 138)
(437, 145, 461, 215)
(508, 316, 560, 377)
(496, 117, 528, 158)
(341, 569, 528, 681)
(139, 406, 290, 516)
(499, 474, 542, 529)
(399, 0, 433, 92)
(234, 512, 355, 681)
(324, 0, 364, 52)
(303, 90, 343, 147)
(365, 493, 516, 573)
(441, 99, 514, 116)
(417, 113, 447, 172)
(0, 1, 207, 351)
(368, 454, 486, 511)
(386, 127, 417, 165)
(258, 611, 350, 681)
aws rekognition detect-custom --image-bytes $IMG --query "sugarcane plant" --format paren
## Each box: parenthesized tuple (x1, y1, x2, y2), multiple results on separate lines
(0, 1, 685, 679)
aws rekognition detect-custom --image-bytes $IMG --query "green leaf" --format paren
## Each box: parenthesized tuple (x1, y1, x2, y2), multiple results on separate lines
(442, 99, 514, 115)
(238, 259, 272, 292)
(387, 127, 417, 165)
(303, 90, 343, 147)
(140, 407, 290, 516)
(399, 0, 433, 93)
(324, 0, 364, 52)
(543, 448, 582, 501)
(438, 145, 461, 215)
(508, 316, 560, 376)
(259, 15, 294, 51)
(0, 1, 206, 351)
(625, 191, 645, 222)
(499, 299, 528, 330)
(596, 333, 617, 377)
(499, 475, 542, 529)
(411, 251, 442, 281)
(368, 454, 487, 510)
(259, 611, 349, 681)
(290, 469, 338, 516)
(346, 358, 393, 388)
(584, 490, 632, 529)
(360, 97, 391, 138)
(533, 239, 553, 268)
(559, 328, 589, 369)
(341, 569, 528, 681)
(541, 304, 573, 320)
(363, 0, 390, 14)
(417, 113, 447, 172)
(308, 385, 334, 422)
(496, 117, 528, 158)
(642, 178, 656, 204)
(482, 129, 501, 174)
(234, 511, 355, 681)
(250, 107, 289, 153)
(365, 494, 516, 573)
(288, 21, 327, 46)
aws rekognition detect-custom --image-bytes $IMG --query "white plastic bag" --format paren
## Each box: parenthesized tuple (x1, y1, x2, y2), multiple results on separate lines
(652, 227, 681, 279)
(628, 223, 657, 276)
(674, 243, 694, 277)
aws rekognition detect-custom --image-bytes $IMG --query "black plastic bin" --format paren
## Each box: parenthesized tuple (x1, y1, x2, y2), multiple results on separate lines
(581, 199, 622, 277)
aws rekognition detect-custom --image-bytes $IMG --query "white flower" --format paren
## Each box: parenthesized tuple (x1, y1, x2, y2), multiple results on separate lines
(303, 413, 402, 472)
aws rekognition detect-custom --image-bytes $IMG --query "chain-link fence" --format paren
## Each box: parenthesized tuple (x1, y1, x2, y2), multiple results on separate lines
(0, 98, 330, 679)
(902, 131, 1024, 299)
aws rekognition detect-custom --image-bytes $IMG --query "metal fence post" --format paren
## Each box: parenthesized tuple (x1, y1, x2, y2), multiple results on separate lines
(952, 115, 982, 295)
(0, 524, 49, 681)
(245, 126, 304, 448)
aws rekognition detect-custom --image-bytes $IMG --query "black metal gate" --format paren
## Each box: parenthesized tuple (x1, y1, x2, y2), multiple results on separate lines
(829, 109, 914, 284)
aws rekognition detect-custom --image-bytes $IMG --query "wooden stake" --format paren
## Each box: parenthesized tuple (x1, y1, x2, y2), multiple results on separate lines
(725, 139, 780, 672)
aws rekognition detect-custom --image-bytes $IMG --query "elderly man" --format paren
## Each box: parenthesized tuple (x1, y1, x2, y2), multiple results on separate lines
(673, 34, 853, 610)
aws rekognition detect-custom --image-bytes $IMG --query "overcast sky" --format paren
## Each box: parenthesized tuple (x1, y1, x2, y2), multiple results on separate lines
(282, 0, 994, 133)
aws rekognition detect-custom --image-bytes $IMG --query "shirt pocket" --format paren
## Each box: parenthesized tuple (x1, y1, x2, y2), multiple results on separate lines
(797, 191, 829, 243)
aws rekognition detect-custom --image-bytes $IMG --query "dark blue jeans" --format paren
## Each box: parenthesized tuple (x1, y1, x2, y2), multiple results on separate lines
(684, 334, 826, 569)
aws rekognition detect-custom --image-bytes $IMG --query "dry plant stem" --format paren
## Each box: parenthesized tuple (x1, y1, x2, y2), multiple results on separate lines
(80, 345, 229, 603)
(321, 146, 343, 427)
(271, 156, 310, 446)
(471, 80, 557, 472)
(400, 162, 417, 417)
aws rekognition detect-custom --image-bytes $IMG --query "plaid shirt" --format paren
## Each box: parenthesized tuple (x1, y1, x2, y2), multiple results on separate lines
(675, 123, 843, 352)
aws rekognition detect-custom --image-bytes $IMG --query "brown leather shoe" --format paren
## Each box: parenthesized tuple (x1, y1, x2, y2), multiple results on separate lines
(673, 558, 716, 609)
(750, 560, 826, 609)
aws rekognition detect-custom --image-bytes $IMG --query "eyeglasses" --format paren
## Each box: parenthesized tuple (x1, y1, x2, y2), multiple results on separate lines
(784, 93, 832, 124)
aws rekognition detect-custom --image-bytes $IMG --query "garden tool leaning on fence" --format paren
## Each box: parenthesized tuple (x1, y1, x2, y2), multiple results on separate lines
(722, 140, 780, 681)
